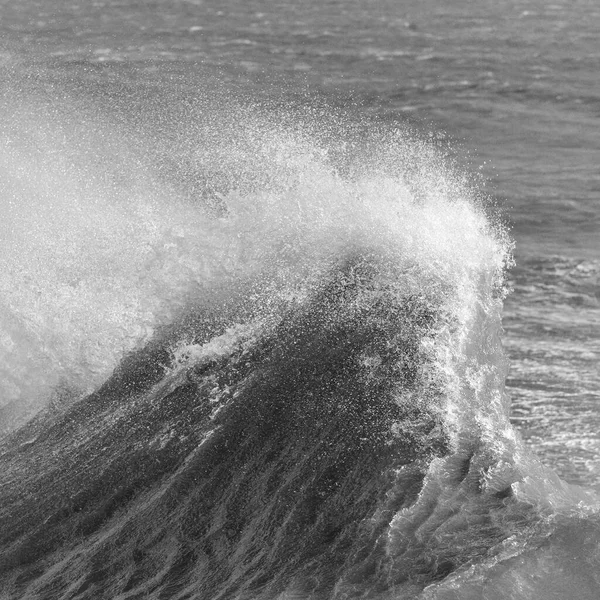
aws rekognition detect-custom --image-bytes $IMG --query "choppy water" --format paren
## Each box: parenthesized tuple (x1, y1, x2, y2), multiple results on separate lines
(0, 0, 599, 598)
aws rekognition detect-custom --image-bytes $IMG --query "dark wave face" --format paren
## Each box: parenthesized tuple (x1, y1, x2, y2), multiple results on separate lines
(1, 82, 600, 600)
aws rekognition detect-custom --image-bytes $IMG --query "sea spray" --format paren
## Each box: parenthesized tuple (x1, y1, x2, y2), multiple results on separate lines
(0, 82, 505, 432)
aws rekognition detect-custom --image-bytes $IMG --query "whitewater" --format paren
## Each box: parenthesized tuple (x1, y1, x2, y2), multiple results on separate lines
(1, 64, 599, 599)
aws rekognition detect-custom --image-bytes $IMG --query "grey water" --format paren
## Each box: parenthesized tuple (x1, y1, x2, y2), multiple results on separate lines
(1, 0, 598, 489)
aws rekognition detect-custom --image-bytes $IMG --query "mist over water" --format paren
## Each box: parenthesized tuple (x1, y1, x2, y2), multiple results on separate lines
(0, 82, 202, 421)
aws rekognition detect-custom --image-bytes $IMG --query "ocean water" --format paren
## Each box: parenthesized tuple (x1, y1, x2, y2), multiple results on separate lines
(0, 1, 599, 598)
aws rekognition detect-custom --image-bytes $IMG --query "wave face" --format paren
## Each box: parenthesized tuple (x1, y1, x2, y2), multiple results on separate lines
(1, 87, 600, 599)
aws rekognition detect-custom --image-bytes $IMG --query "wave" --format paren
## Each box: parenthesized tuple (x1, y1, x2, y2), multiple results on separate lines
(1, 81, 599, 599)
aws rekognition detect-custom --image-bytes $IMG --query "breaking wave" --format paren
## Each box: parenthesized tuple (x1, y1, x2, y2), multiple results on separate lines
(1, 81, 599, 599)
